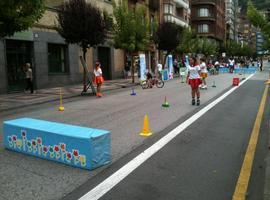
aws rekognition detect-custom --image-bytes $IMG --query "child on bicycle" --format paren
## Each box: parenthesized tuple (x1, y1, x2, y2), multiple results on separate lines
(146, 70, 153, 88)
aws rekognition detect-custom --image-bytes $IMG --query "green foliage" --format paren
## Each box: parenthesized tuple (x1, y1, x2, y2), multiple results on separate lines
(247, 1, 270, 51)
(240, 44, 255, 57)
(154, 22, 182, 53)
(197, 37, 219, 57)
(0, 0, 45, 38)
(112, 0, 150, 53)
(57, 0, 106, 52)
(226, 40, 254, 57)
(247, 1, 268, 29)
(177, 28, 198, 54)
(226, 40, 241, 56)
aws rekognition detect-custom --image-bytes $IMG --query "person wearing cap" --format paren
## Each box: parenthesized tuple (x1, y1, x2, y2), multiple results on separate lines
(93, 61, 104, 97)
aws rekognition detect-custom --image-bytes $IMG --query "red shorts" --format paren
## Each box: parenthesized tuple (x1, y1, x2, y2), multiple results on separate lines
(94, 76, 104, 84)
(188, 78, 202, 89)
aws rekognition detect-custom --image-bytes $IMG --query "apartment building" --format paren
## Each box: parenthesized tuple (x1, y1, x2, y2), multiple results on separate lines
(161, 0, 190, 27)
(190, 0, 226, 44)
(0, 0, 124, 94)
(225, 0, 238, 41)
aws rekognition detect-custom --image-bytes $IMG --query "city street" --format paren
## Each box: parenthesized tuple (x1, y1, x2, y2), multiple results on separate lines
(0, 65, 269, 200)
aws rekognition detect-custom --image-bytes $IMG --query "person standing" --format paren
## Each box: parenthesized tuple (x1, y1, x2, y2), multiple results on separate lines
(93, 61, 104, 97)
(24, 63, 34, 94)
(124, 62, 130, 79)
(199, 58, 208, 89)
(228, 57, 235, 73)
(157, 61, 163, 79)
(186, 57, 201, 106)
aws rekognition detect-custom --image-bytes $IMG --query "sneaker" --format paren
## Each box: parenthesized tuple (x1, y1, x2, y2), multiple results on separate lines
(197, 99, 200, 106)
(192, 99, 195, 105)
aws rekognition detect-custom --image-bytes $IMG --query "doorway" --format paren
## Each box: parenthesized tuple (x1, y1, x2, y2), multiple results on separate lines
(5, 40, 33, 92)
(97, 47, 111, 80)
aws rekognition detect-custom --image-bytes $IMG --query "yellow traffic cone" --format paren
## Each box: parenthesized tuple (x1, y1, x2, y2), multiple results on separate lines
(140, 115, 152, 137)
(58, 88, 65, 111)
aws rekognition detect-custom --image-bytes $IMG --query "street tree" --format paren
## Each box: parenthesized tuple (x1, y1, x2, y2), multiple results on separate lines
(154, 22, 182, 65)
(112, 0, 150, 83)
(0, 0, 45, 38)
(247, 1, 270, 51)
(177, 28, 198, 56)
(57, 0, 107, 91)
(226, 40, 241, 57)
(197, 37, 219, 58)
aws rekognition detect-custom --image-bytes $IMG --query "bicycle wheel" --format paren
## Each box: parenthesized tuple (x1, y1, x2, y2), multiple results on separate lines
(141, 80, 148, 89)
(156, 79, 164, 88)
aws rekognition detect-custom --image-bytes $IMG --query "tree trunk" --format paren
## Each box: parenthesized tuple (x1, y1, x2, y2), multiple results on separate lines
(129, 52, 135, 83)
(83, 47, 87, 92)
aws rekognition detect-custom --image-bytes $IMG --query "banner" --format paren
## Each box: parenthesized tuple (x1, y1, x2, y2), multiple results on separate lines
(168, 55, 173, 79)
(139, 54, 146, 81)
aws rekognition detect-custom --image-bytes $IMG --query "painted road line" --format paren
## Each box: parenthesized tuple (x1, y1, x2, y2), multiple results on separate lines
(79, 74, 255, 200)
(232, 84, 269, 200)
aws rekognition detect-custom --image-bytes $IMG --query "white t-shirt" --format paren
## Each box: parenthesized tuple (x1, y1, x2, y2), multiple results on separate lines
(187, 64, 200, 79)
(94, 67, 102, 77)
(26, 68, 33, 79)
(229, 59, 235, 66)
(200, 62, 207, 73)
(157, 63, 162, 72)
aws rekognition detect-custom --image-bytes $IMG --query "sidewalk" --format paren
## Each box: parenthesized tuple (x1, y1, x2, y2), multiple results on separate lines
(0, 78, 140, 112)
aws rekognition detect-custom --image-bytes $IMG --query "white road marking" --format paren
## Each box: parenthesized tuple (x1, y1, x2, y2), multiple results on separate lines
(79, 74, 254, 200)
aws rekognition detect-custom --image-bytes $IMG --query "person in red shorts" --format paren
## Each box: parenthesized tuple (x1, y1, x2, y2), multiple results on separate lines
(93, 61, 104, 97)
(186, 56, 202, 106)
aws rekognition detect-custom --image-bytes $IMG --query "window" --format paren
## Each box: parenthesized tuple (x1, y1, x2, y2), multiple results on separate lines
(48, 44, 68, 73)
(198, 24, 209, 33)
(198, 8, 209, 17)
(164, 3, 173, 14)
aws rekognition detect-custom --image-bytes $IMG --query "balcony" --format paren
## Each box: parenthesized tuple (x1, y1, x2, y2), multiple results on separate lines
(191, 0, 216, 6)
(164, 13, 189, 27)
(192, 15, 216, 22)
(174, 0, 189, 9)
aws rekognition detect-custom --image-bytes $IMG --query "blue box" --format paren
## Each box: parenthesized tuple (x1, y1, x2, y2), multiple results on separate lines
(162, 69, 169, 81)
(3, 118, 111, 170)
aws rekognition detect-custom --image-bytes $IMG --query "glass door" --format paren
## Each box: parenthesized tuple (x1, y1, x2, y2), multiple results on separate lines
(5, 40, 33, 92)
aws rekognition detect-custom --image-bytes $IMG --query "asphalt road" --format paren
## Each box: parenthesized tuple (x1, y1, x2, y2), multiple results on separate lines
(96, 76, 270, 200)
(0, 69, 269, 200)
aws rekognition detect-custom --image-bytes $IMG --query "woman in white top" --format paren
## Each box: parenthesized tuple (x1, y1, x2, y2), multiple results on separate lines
(186, 57, 201, 106)
(199, 58, 208, 89)
(93, 61, 104, 97)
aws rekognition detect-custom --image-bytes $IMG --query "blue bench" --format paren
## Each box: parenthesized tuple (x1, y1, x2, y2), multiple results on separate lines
(3, 118, 111, 170)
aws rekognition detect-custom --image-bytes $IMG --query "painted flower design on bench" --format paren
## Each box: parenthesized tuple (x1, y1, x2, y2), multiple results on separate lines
(6, 130, 87, 167)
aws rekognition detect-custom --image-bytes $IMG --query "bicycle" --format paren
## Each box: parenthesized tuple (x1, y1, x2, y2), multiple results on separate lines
(141, 76, 164, 89)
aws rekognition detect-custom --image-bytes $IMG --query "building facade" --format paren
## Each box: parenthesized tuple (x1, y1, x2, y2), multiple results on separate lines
(0, 0, 125, 94)
(225, 0, 238, 41)
(161, 0, 190, 27)
(190, 0, 225, 44)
